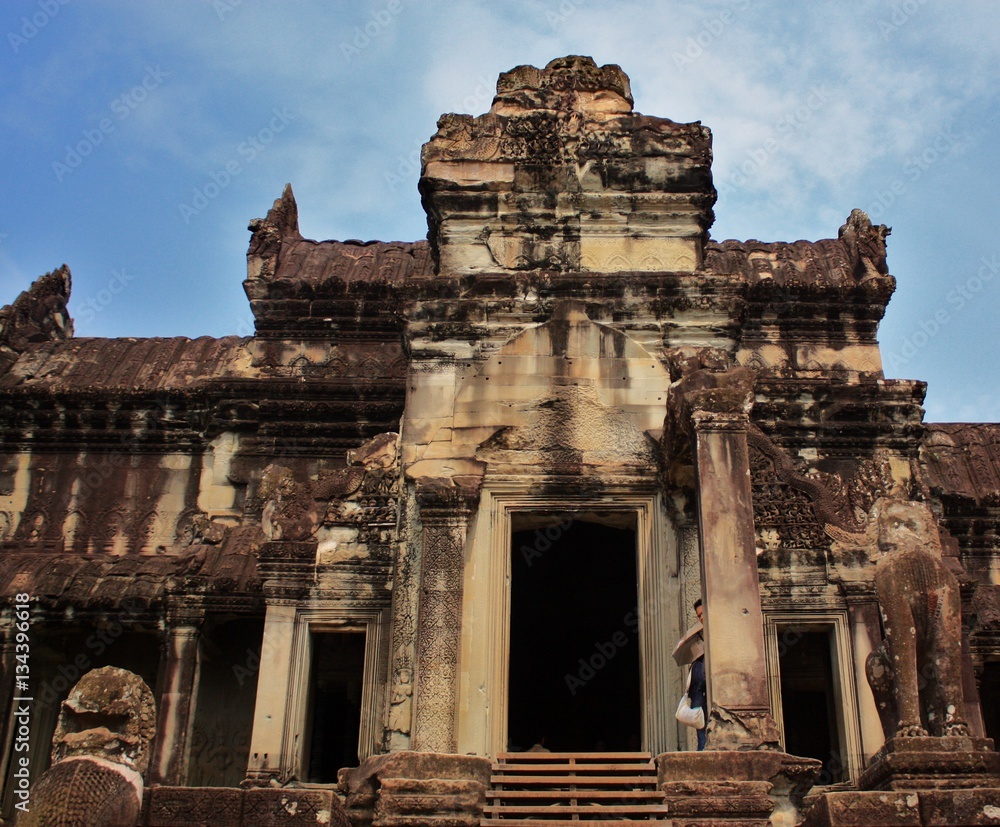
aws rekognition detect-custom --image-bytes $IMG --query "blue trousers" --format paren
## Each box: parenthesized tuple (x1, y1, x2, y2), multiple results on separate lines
(690, 658, 707, 751)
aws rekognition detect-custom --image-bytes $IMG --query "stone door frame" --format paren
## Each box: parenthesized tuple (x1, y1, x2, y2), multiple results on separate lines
(457, 483, 679, 757)
(762, 610, 864, 782)
(247, 604, 389, 784)
(281, 606, 388, 779)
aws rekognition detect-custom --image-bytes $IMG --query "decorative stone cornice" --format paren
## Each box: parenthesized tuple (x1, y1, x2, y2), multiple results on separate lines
(255, 540, 317, 599)
(678, 366, 755, 416)
(163, 597, 206, 629)
(409, 459, 486, 521)
(690, 409, 751, 433)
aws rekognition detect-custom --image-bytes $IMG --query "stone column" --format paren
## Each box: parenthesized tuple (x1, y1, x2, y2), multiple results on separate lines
(682, 368, 780, 750)
(244, 599, 299, 785)
(150, 604, 204, 786)
(959, 580, 988, 739)
(411, 481, 480, 753)
(244, 539, 316, 785)
(841, 586, 886, 763)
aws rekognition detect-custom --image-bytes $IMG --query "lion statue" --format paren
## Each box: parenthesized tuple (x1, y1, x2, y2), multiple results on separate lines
(862, 498, 970, 738)
(17, 666, 155, 827)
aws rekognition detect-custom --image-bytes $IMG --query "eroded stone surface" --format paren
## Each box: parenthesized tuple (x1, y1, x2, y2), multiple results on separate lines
(0, 54, 998, 827)
(16, 667, 155, 827)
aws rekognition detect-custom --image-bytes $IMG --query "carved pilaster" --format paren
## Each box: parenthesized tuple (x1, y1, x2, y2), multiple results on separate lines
(384, 492, 420, 752)
(411, 481, 481, 753)
(244, 600, 298, 787)
(150, 603, 205, 786)
(838, 582, 887, 763)
(681, 368, 780, 750)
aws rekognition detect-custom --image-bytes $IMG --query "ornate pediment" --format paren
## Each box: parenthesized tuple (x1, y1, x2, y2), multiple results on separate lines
(747, 425, 894, 553)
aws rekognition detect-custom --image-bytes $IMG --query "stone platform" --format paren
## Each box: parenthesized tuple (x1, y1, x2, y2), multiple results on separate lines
(801, 737, 1000, 826)
(143, 786, 350, 827)
(801, 788, 1000, 826)
(656, 750, 822, 826)
(857, 736, 1000, 792)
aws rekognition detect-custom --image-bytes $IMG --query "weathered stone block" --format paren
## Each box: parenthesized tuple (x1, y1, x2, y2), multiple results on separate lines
(146, 786, 244, 827)
(918, 788, 1000, 825)
(800, 790, 922, 826)
(858, 736, 1000, 792)
(242, 788, 348, 827)
(661, 779, 773, 821)
(658, 751, 822, 825)
(339, 752, 490, 827)
(377, 777, 484, 816)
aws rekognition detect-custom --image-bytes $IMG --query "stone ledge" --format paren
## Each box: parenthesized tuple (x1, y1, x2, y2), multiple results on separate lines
(858, 737, 1000, 792)
(656, 751, 822, 825)
(338, 752, 491, 827)
(144, 786, 350, 827)
(801, 788, 1000, 826)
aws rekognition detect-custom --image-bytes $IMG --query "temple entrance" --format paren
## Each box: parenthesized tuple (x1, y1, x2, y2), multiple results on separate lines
(303, 631, 365, 782)
(507, 515, 641, 752)
(777, 628, 844, 783)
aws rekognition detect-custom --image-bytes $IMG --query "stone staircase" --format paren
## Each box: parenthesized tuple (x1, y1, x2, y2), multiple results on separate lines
(483, 752, 671, 825)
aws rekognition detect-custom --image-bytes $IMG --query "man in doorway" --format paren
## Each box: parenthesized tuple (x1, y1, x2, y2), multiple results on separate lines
(690, 599, 708, 750)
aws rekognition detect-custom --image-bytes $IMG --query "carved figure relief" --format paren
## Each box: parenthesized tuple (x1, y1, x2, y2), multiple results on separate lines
(259, 432, 400, 545)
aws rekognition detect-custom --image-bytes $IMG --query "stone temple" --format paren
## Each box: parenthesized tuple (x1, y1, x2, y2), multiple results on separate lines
(1, 56, 999, 826)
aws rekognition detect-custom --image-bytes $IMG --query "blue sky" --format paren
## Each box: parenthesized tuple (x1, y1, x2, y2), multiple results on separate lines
(1, 1, 998, 422)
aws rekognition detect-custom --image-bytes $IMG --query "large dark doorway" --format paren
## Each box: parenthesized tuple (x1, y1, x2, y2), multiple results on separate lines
(508, 515, 641, 752)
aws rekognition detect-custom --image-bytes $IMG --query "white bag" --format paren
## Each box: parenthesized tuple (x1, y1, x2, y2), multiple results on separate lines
(675, 666, 705, 729)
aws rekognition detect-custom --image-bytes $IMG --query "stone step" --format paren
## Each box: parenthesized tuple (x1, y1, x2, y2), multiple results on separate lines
(497, 752, 654, 761)
(485, 804, 671, 815)
(488, 751, 667, 824)
(495, 762, 657, 773)
(481, 820, 672, 826)
(491, 774, 658, 786)
(487, 790, 665, 800)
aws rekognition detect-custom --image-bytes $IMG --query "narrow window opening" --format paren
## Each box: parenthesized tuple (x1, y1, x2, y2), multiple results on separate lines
(981, 660, 1000, 744)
